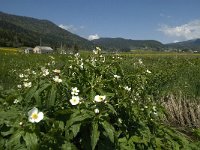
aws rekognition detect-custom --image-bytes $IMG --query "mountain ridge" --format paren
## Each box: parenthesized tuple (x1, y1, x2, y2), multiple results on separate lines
(0, 11, 200, 52)
(92, 37, 165, 51)
(0, 11, 93, 50)
(166, 38, 200, 51)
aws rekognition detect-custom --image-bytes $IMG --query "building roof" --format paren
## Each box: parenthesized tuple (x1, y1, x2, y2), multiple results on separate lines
(34, 46, 53, 51)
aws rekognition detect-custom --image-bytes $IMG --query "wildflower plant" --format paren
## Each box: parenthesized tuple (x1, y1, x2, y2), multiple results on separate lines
(0, 51, 197, 149)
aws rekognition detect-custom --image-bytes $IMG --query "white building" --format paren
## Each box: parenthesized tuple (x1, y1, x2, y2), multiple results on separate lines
(33, 46, 53, 54)
(24, 47, 33, 54)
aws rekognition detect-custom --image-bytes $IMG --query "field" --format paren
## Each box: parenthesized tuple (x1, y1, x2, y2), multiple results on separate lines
(1, 48, 200, 149)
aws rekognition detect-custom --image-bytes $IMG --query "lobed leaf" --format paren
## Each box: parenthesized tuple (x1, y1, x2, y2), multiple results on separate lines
(91, 122, 100, 150)
(101, 121, 115, 143)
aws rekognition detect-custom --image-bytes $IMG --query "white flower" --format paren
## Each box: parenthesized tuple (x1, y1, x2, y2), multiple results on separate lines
(93, 47, 101, 54)
(25, 69, 31, 72)
(152, 106, 156, 111)
(17, 84, 22, 89)
(124, 86, 131, 91)
(72, 72, 76, 76)
(24, 82, 32, 88)
(52, 61, 55, 65)
(138, 59, 143, 64)
(24, 74, 29, 78)
(94, 108, 99, 114)
(146, 69, 151, 74)
(74, 53, 80, 58)
(49, 56, 55, 59)
(93, 49, 98, 54)
(80, 62, 84, 69)
(53, 76, 62, 83)
(13, 99, 19, 104)
(118, 118, 122, 123)
(71, 87, 80, 95)
(24, 78, 28, 81)
(96, 47, 101, 51)
(53, 69, 61, 73)
(19, 74, 24, 78)
(19, 122, 23, 125)
(32, 71, 36, 75)
(114, 75, 121, 79)
(70, 96, 80, 105)
(101, 56, 106, 63)
(69, 65, 73, 69)
(153, 112, 157, 115)
(28, 107, 44, 123)
(42, 69, 49, 76)
(94, 95, 106, 102)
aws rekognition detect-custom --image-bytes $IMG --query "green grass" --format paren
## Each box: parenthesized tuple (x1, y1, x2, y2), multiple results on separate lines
(1, 49, 200, 98)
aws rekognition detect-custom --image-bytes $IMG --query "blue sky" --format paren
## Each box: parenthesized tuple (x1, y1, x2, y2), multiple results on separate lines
(1, 0, 200, 43)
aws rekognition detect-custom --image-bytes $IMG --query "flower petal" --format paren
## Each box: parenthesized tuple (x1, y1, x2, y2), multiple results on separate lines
(35, 112, 44, 122)
(28, 116, 35, 123)
(28, 107, 38, 117)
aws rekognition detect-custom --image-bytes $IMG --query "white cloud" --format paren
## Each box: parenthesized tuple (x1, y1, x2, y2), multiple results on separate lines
(173, 40, 179, 43)
(88, 34, 100, 40)
(59, 24, 77, 33)
(159, 20, 200, 40)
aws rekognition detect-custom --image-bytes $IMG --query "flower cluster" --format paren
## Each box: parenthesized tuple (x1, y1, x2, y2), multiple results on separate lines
(93, 47, 101, 55)
(53, 69, 61, 74)
(18, 72, 33, 89)
(53, 76, 62, 83)
(41, 67, 49, 76)
(71, 87, 79, 95)
(70, 87, 80, 105)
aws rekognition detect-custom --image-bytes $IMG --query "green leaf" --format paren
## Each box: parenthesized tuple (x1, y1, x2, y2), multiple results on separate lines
(34, 83, 51, 106)
(71, 123, 81, 138)
(1, 127, 14, 137)
(33, 92, 41, 106)
(66, 112, 93, 128)
(23, 132, 39, 150)
(91, 122, 100, 150)
(155, 138, 162, 149)
(61, 141, 78, 150)
(47, 84, 57, 107)
(119, 137, 135, 150)
(106, 103, 117, 114)
(90, 89, 95, 102)
(0, 109, 20, 123)
(0, 136, 5, 149)
(6, 130, 24, 150)
(58, 121, 65, 131)
(36, 83, 51, 94)
(101, 121, 115, 143)
(129, 136, 142, 143)
(24, 85, 38, 102)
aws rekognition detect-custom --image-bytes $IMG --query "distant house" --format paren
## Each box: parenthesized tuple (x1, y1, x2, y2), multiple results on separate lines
(24, 47, 33, 54)
(33, 46, 53, 54)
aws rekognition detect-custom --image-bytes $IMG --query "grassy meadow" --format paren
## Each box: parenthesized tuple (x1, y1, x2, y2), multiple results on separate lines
(1, 48, 200, 149)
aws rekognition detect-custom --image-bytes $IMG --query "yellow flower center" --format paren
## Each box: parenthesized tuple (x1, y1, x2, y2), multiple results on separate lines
(32, 113, 38, 119)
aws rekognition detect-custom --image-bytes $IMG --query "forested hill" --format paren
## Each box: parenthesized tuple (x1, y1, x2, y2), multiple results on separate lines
(0, 11, 93, 49)
(166, 39, 200, 51)
(92, 38, 165, 51)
